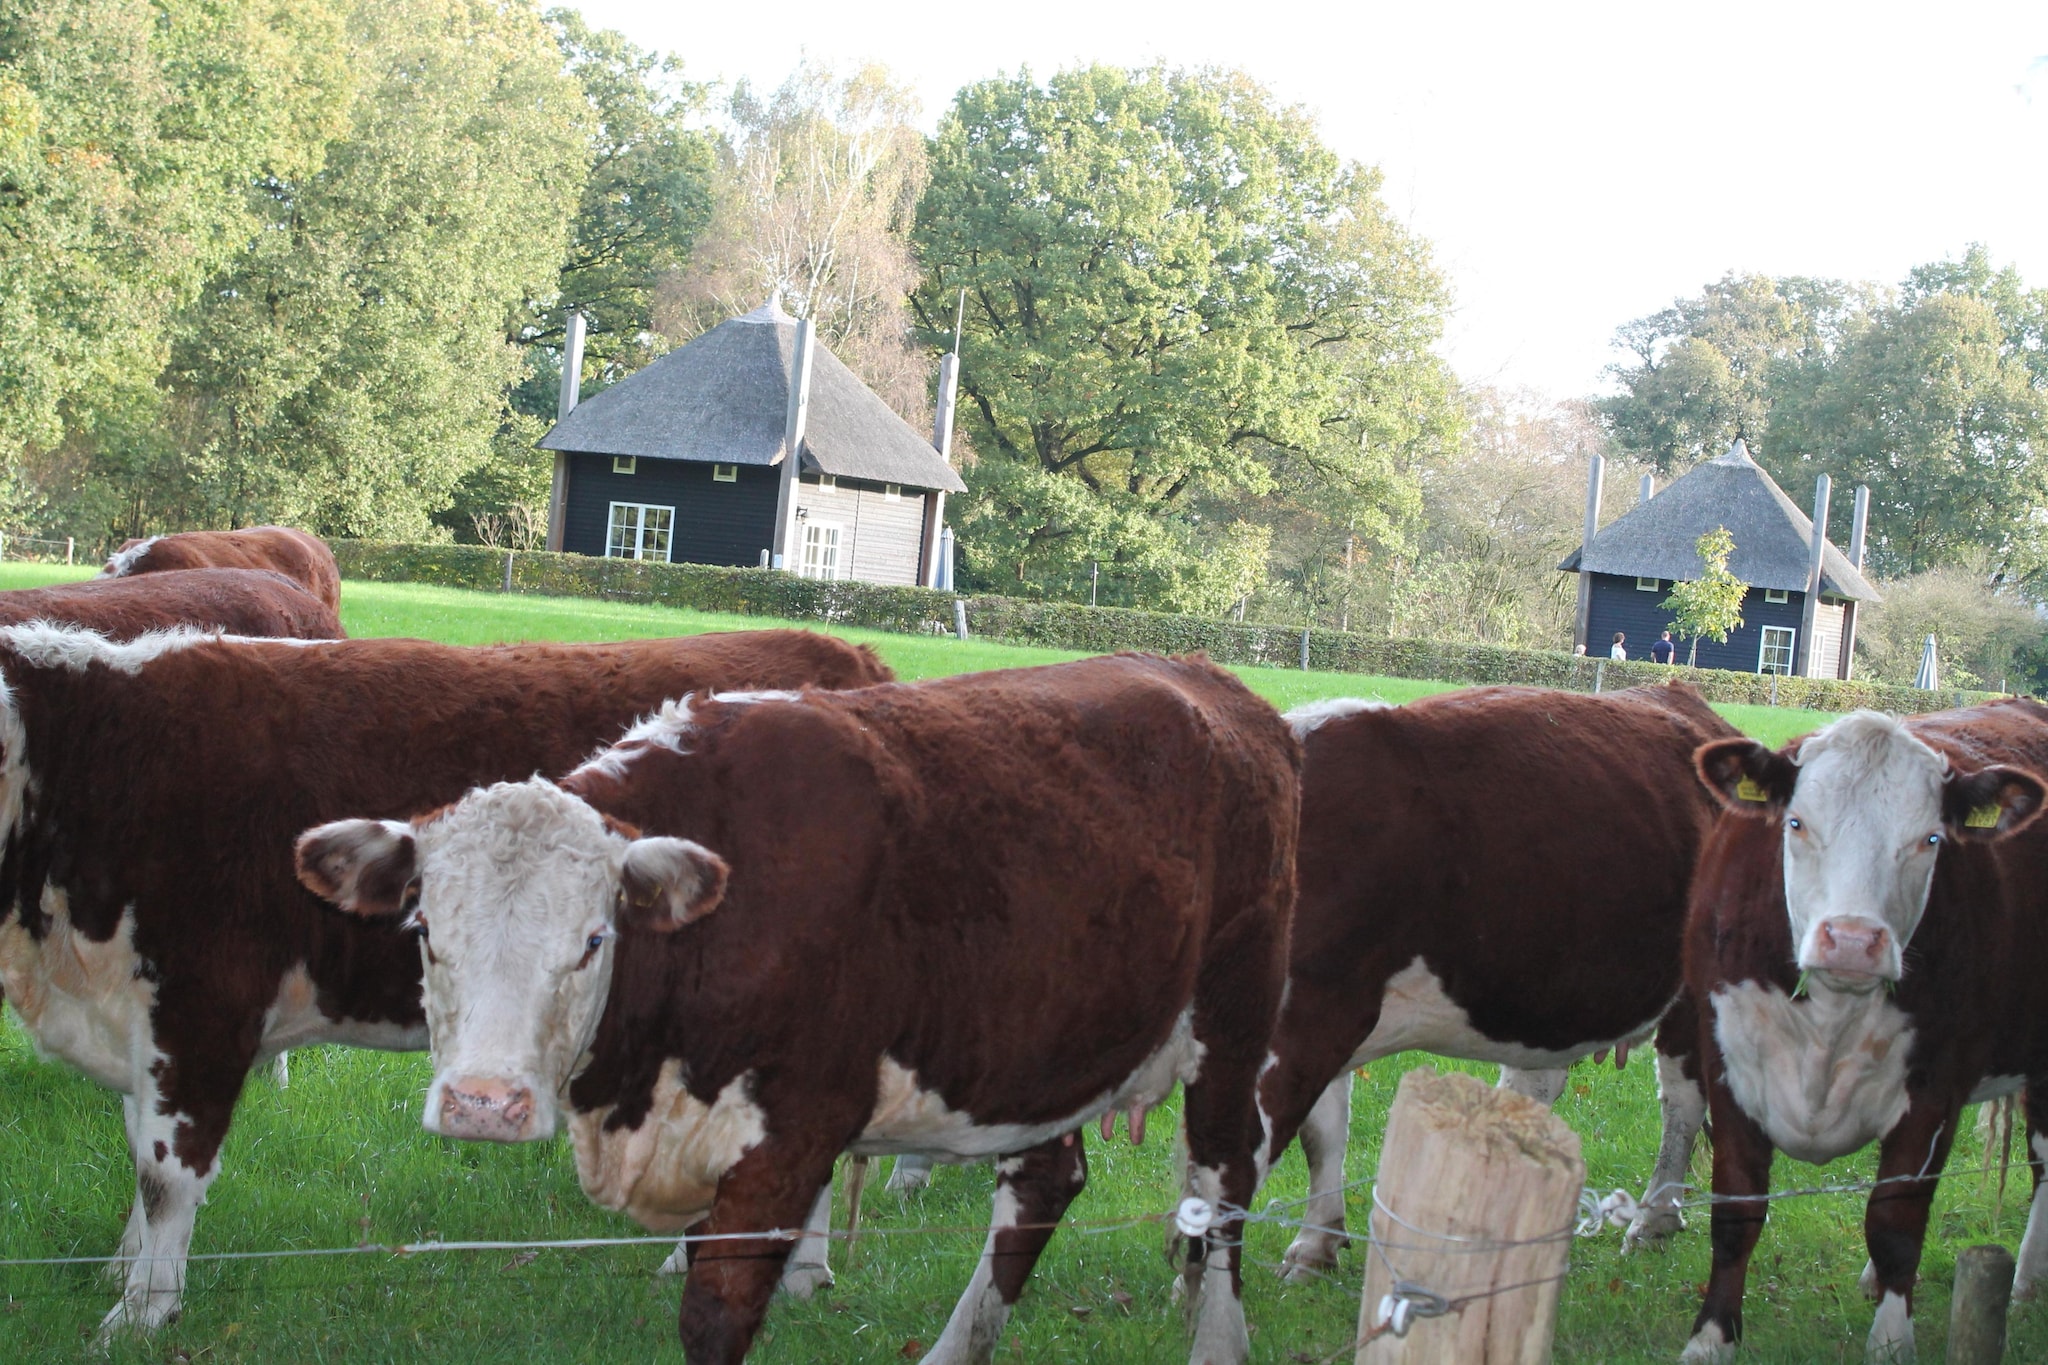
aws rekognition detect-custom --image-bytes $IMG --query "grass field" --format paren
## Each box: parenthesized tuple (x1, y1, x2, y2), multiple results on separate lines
(8, 566, 2033, 1364)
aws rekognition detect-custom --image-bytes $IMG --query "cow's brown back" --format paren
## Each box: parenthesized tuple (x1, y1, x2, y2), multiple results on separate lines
(102, 527, 342, 612)
(0, 568, 342, 640)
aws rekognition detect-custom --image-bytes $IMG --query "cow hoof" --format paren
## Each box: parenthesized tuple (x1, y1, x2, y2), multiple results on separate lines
(1866, 1290, 1914, 1363)
(1279, 1233, 1344, 1282)
(655, 1244, 688, 1277)
(780, 1261, 834, 1300)
(2013, 1274, 2038, 1303)
(1678, 1322, 1735, 1363)
(1623, 1207, 1684, 1252)
(94, 1296, 178, 1347)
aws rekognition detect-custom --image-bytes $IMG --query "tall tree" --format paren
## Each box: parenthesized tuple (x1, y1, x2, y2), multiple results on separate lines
(914, 65, 1455, 614)
(0, 0, 349, 477)
(115, 0, 590, 540)
(659, 62, 928, 418)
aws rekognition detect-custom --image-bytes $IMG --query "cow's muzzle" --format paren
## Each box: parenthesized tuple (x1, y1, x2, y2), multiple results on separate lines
(1800, 917, 1896, 991)
(432, 1076, 542, 1143)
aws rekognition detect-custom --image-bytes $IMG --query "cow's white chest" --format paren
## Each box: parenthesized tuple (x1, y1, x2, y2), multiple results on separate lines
(568, 1063, 767, 1232)
(854, 1007, 1204, 1159)
(1710, 980, 1913, 1165)
(1347, 955, 1654, 1071)
(0, 886, 154, 1091)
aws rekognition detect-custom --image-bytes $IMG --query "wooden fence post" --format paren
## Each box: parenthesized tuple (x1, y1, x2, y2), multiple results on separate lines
(1357, 1068, 1584, 1365)
(1947, 1243, 2014, 1365)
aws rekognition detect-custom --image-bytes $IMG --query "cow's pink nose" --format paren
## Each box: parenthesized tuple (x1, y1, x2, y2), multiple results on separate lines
(438, 1078, 537, 1142)
(1811, 919, 1890, 976)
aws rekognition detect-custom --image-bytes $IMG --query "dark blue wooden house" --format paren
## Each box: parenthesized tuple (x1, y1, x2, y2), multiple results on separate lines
(539, 301, 964, 585)
(1558, 440, 1879, 677)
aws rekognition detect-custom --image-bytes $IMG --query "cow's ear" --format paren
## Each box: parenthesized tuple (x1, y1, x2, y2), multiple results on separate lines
(1942, 764, 2046, 842)
(1695, 738, 1797, 816)
(296, 819, 418, 916)
(617, 837, 729, 933)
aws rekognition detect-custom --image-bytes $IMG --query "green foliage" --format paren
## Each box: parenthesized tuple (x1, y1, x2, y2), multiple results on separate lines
(0, 0, 351, 460)
(332, 540, 1990, 714)
(1662, 527, 1747, 656)
(1854, 565, 2048, 691)
(912, 65, 1456, 613)
(1600, 251, 2048, 582)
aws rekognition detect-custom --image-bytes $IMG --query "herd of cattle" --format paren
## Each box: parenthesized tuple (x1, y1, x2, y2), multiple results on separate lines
(0, 526, 2041, 1364)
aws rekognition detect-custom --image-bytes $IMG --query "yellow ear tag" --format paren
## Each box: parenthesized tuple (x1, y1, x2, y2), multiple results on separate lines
(1965, 803, 2002, 829)
(1734, 775, 1770, 803)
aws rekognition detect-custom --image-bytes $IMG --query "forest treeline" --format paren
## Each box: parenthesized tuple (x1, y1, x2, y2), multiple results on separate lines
(4, 1, 2043, 683)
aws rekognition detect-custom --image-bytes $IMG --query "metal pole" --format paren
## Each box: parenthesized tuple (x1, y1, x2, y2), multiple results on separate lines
(66, 537, 74, 565)
(1573, 455, 1605, 653)
(1300, 626, 1311, 672)
(938, 526, 955, 592)
(502, 552, 514, 593)
(1090, 561, 1099, 607)
(1795, 474, 1831, 677)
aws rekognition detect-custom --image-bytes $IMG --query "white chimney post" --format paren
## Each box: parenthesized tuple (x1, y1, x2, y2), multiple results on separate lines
(1796, 473, 1831, 677)
(770, 317, 816, 572)
(1573, 454, 1605, 653)
(545, 308, 586, 553)
(1837, 484, 1871, 680)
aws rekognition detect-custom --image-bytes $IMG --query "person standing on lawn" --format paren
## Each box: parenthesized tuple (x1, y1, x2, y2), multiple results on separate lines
(1651, 631, 1676, 665)
(1610, 632, 1628, 661)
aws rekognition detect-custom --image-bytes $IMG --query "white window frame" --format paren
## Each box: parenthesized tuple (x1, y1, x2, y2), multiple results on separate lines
(606, 501, 674, 563)
(884, 483, 902, 501)
(611, 456, 637, 475)
(1764, 587, 1790, 604)
(711, 463, 738, 483)
(1758, 625, 1796, 676)
(816, 474, 837, 489)
(1636, 576, 1660, 592)
(799, 520, 845, 581)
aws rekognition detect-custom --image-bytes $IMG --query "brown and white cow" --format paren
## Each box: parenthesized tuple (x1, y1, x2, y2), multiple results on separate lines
(99, 526, 342, 613)
(1681, 702, 2048, 1363)
(297, 654, 1301, 1365)
(1251, 684, 1737, 1277)
(0, 625, 889, 1337)
(0, 566, 342, 640)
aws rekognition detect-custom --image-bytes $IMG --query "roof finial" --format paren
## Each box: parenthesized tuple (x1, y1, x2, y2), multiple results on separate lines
(1715, 437, 1753, 466)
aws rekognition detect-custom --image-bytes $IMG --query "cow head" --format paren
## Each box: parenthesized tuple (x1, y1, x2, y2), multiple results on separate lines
(294, 778, 727, 1143)
(1697, 712, 2044, 992)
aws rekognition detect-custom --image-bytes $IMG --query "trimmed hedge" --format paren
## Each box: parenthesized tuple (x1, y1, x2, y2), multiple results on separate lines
(332, 540, 1994, 715)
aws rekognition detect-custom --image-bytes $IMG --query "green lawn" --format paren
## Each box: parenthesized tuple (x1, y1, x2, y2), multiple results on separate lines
(8, 566, 2009, 1365)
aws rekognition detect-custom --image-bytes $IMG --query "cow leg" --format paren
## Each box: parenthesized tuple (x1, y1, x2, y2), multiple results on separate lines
(674, 1140, 840, 1365)
(778, 1183, 836, 1299)
(1860, 1099, 1958, 1364)
(2015, 1086, 2048, 1301)
(1278, 1076, 1351, 1280)
(1682, 1082, 1774, 1363)
(1182, 904, 1288, 1365)
(96, 1069, 231, 1338)
(1629, 1001, 1706, 1251)
(925, 1134, 1087, 1365)
(888, 1153, 935, 1192)
(102, 1095, 147, 1284)
(1497, 1064, 1567, 1105)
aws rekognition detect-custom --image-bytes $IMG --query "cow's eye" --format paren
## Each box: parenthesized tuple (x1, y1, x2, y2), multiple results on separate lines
(1787, 817, 1803, 831)
(413, 918, 428, 942)
(575, 931, 606, 969)
(1926, 832, 1942, 847)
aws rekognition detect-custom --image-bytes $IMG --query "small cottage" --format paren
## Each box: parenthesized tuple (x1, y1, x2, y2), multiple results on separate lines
(539, 301, 965, 585)
(1558, 439, 1880, 677)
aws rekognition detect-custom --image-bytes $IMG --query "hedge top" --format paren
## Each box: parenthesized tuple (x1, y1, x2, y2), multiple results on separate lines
(331, 540, 1989, 717)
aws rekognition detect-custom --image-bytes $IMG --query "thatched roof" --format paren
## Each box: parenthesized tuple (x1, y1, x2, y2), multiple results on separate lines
(1558, 440, 1879, 601)
(539, 301, 966, 494)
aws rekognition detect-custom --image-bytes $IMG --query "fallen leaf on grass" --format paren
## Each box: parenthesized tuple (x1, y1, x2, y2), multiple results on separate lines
(504, 1250, 538, 1270)
(1070, 1304, 1092, 1319)
(900, 1340, 924, 1359)
(1109, 1289, 1134, 1312)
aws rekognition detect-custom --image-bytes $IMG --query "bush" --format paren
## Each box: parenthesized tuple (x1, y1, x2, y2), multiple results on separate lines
(332, 541, 1996, 714)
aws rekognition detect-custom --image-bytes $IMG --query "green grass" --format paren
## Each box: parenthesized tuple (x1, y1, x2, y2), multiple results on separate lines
(5, 566, 1993, 1364)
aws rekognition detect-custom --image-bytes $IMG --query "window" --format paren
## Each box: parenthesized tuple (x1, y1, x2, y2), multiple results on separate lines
(799, 521, 843, 580)
(884, 483, 902, 501)
(1764, 587, 1790, 604)
(711, 463, 738, 483)
(1758, 626, 1796, 675)
(817, 474, 837, 489)
(606, 502, 673, 562)
(612, 456, 637, 475)
(1636, 576, 1660, 592)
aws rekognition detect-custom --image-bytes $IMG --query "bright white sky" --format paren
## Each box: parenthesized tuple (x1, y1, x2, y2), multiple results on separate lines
(574, 0, 2048, 399)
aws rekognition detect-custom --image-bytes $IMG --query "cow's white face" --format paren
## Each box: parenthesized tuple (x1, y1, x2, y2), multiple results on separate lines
(1697, 712, 2044, 993)
(295, 779, 727, 1143)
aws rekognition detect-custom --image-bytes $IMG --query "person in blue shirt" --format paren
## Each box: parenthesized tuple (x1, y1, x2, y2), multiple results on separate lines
(1650, 630, 1677, 665)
